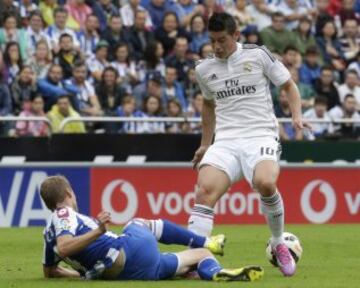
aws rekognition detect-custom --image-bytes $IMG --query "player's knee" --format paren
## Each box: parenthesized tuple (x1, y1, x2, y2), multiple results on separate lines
(253, 178, 276, 196)
(195, 183, 217, 206)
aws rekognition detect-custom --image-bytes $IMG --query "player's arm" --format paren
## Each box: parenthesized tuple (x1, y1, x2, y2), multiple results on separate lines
(281, 79, 311, 131)
(56, 211, 110, 258)
(193, 68, 216, 167)
(43, 265, 80, 278)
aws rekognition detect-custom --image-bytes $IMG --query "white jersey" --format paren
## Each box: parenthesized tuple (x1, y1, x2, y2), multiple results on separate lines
(195, 43, 291, 140)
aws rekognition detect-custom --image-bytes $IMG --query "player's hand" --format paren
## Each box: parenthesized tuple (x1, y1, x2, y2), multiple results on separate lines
(292, 117, 312, 131)
(96, 211, 111, 233)
(192, 145, 209, 169)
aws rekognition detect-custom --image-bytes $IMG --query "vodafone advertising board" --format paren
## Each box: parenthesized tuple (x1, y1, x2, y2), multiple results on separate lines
(91, 168, 360, 225)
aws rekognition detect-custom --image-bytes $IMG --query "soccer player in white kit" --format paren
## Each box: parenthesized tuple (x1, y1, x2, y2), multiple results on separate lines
(188, 13, 311, 277)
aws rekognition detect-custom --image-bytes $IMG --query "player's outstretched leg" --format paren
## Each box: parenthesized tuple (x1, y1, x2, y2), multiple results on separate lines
(148, 218, 226, 256)
(253, 160, 296, 277)
(174, 249, 264, 282)
(188, 166, 231, 237)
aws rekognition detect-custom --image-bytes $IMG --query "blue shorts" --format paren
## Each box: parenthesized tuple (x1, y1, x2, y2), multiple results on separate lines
(117, 221, 179, 280)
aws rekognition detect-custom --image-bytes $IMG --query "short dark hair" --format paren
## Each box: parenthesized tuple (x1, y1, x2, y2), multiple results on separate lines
(53, 6, 68, 17)
(30, 93, 44, 102)
(208, 13, 237, 34)
(59, 33, 73, 42)
(73, 60, 86, 69)
(40, 175, 72, 211)
(344, 94, 355, 101)
(305, 46, 319, 55)
(314, 96, 328, 106)
(271, 11, 285, 20)
(321, 65, 333, 73)
(57, 94, 71, 102)
(284, 45, 299, 54)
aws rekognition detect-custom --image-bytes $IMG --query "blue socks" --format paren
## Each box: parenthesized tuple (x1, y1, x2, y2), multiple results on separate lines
(197, 257, 222, 280)
(159, 219, 207, 248)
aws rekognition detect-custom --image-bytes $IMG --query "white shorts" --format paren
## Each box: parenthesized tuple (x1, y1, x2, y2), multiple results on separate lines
(199, 136, 281, 186)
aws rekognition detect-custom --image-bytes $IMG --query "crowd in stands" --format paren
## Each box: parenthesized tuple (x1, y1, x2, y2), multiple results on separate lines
(0, 0, 359, 139)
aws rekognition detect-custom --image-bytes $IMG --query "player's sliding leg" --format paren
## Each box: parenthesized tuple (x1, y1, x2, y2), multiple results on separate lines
(253, 160, 296, 277)
(188, 165, 231, 237)
(174, 249, 264, 282)
(138, 218, 225, 256)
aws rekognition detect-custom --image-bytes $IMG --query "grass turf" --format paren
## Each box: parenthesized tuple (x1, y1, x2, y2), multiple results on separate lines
(0, 224, 359, 288)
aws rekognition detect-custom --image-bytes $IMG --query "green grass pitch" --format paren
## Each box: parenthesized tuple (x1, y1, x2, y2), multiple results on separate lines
(1, 224, 360, 288)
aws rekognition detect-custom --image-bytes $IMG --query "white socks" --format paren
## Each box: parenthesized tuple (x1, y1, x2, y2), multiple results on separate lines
(260, 190, 284, 246)
(188, 204, 214, 237)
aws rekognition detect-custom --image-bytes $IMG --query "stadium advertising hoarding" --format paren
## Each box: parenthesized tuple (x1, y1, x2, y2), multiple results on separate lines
(91, 167, 360, 225)
(0, 166, 359, 227)
(0, 168, 90, 227)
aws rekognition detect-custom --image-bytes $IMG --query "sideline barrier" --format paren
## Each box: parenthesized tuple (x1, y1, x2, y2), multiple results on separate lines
(0, 163, 359, 227)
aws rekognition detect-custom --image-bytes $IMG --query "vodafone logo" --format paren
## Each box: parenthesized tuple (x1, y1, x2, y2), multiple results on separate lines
(102, 180, 138, 224)
(301, 180, 336, 224)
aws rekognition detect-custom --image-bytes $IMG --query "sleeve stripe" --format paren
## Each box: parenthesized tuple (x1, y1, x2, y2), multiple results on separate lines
(259, 46, 276, 63)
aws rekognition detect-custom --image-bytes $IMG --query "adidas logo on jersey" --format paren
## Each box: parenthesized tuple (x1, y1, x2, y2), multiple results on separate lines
(209, 73, 218, 81)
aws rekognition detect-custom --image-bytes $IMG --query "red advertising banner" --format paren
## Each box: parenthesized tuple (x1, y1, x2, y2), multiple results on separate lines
(90, 168, 360, 224)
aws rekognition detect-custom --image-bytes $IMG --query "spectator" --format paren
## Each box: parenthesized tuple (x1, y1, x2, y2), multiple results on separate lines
(146, 0, 175, 28)
(53, 33, 83, 80)
(339, 18, 360, 64)
(133, 71, 164, 109)
(316, 20, 345, 70)
(111, 43, 138, 92)
(292, 18, 317, 56)
(65, 61, 102, 116)
(47, 94, 86, 133)
(199, 42, 213, 59)
(65, 0, 92, 30)
(329, 94, 360, 138)
(347, 51, 360, 77)
(177, 0, 205, 27)
(260, 12, 295, 54)
(163, 66, 187, 110)
(0, 0, 20, 26)
(281, 45, 301, 69)
(186, 91, 203, 133)
(165, 37, 194, 84)
(27, 40, 52, 79)
(3, 41, 23, 85)
(39, 0, 58, 27)
(314, 0, 334, 36)
(184, 67, 199, 99)
(37, 64, 79, 110)
(189, 15, 209, 54)
(46, 6, 80, 52)
(98, 0, 119, 24)
(299, 46, 322, 87)
(337, 69, 360, 107)
(120, 0, 153, 29)
(303, 96, 333, 139)
(127, 10, 155, 61)
(155, 12, 191, 57)
(86, 40, 110, 83)
(276, 0, 310, 30)
(337, 0, 360, 25)
(246, 0, 275, 31)
(0, 13, 27, 59)
(138, 40, 166, 81)
(314, 66, 341, 110)
(11, 65, 37, 114)
(76, 14, 100, 58)
(274, 87, 303, 140)
(242, 25, 263, 46)
(226, 0, 252, 31)
(17, 0, 38, 25)
(95, 66, 126, 116)
(165, 98, 189, 133)
(0, 73, 12, 135)
(142, 95, 165, 133)
(16, 94, 49, 137)
(115, 94, 145, 133)
(25, 11, 51, 60)
(101, 14, 129, 59)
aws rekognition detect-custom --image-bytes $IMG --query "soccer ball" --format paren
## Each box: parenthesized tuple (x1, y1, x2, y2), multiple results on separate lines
(265, 232, 303, 267)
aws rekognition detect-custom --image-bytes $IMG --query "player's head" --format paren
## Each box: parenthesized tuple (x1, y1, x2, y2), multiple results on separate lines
(40, 175, 78, 212)
(208, 13, 239, 59)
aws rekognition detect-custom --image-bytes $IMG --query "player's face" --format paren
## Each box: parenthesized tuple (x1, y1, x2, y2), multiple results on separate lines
(209, 30, 238, 59)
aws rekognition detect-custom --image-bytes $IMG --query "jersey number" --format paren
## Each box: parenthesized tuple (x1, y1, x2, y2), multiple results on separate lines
(260, 147, 275, 156)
